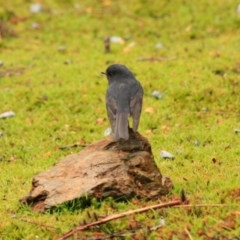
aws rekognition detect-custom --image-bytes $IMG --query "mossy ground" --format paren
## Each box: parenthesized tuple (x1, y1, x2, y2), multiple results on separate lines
(0, 0, 240, 239)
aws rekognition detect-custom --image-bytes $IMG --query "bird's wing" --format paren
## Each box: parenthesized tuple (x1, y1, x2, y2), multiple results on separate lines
(130, 83, 143, 132)
(106, 92, 117, 132)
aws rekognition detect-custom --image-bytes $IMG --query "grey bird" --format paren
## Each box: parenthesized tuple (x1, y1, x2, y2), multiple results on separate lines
(103, 64, 143, 140)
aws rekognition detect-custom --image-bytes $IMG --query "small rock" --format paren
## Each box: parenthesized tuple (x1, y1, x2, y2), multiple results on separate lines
(237, 4, 240, 14)
(176, 149, 183, 154)
(31, 22, 40, 29)
(64, 59, 71, 65)
(124, 35, 131, 40)
(234, 128, 240, 134)
(58, 45, 67, 52)
(155, 42, 163, 49)
(1, 88, 10, 92)
(74, 3, 81, 9)
(159, 216, 166, 227)
(0, 132, 5, 137)
(160, 150, 174, 160)
(202, 107, 209, 112)
(194, 139, 200, 146)
(151, 90, 163, 99)
(104, 127, 112, 136)
(110, 36, 124, 44)
(0, 111, 15, 119)
(29, 3, 43, 13)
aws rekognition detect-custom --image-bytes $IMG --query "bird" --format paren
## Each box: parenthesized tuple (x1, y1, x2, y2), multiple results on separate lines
(103, 64, 143, 140)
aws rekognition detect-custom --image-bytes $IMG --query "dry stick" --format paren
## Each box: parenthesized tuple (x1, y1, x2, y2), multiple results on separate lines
(86, 223, 164, 240)
(19, 218, 57, 229)
(174, 203, 234, 208)
(86, 229, 137, 240)
(19, 218, 57, 236)
(184, 227, 194, 240)
(136, 56, 177, 62)
(56, 200, 181, 240)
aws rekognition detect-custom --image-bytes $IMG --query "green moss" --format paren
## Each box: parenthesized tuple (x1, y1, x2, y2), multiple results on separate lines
(0, 0, 240, 238)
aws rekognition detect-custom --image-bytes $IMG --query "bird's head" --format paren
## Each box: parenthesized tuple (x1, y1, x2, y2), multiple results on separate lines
(102, 64, 133, 83)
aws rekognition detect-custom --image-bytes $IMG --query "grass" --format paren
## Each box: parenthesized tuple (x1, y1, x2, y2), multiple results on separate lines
(0, 0, 240, 239)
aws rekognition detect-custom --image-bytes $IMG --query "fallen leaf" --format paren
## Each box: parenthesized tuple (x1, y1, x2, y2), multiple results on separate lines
(225, 145, 231, 150)
(43, 152, 51, 157)
(10, 16, 28, 25)
(123, 42, 135, 53)
(161, 125, 171, 131)
(185, 25, 192, 32)
(76, 138, 86, 145)
(145, 129, 153, 134)
(103, 0, 111, 6)
(96, 118, 105, 125)
(86, 7, 92, 14)
(209, 51, 221, 57)
(93, 232, 105, 238)
(9, 156, 17, 162)
(144, 107, 154, 114)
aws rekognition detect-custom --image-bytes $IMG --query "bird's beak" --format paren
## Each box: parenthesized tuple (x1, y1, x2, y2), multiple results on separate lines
(101, 72, 106, 75)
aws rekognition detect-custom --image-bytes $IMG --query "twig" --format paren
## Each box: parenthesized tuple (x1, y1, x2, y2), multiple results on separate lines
(85, 223, 165, 240)
(150, 223, 165, 231)
(56, 200, 181, 240)
(174, 204, 234, 208)
(58, 143, 87, 150)
(18, 218, 57, 236)
(19, 218, 57, 229)
(0, 20, 17, 38)
(136, 56, 177, 62)
(104, 36, 111, 53)
(184, 227, 193, 240)
(86, 230, 136, 240)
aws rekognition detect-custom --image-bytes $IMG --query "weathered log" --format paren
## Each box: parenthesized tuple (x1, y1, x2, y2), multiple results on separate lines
(20, 130, 173, 212)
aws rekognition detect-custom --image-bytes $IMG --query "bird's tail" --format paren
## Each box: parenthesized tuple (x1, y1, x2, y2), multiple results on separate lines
(114, 112, 129, 140)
